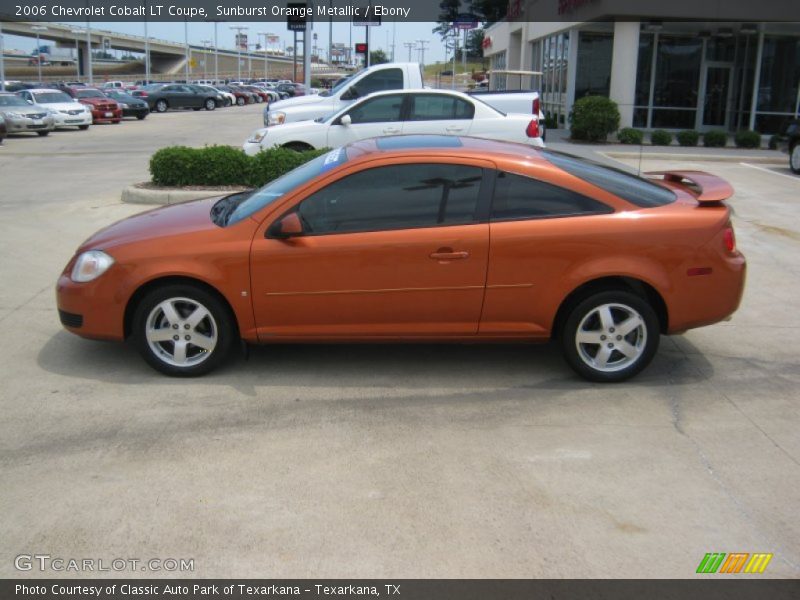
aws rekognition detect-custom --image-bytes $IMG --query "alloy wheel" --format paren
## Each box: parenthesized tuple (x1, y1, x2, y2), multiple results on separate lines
(574, 303, 647, 373)
(145, 297, 218, 368)
(791, 145, 800, 173)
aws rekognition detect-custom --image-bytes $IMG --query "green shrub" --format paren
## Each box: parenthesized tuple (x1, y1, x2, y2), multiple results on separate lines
(650, 129, 672, 146)
(149, 145, 328, 188)
(768, 134, 780, 150)
(703, 130, 728, 148)
(676, 130, 700, 147)
(617, 127, 644, 145)
(569, 96, 620, 142)
(734, 130, 761, 149)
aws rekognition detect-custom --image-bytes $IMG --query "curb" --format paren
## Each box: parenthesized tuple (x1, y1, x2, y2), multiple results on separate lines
(121, 185, 249, 205)
(601, 151, 786, 165)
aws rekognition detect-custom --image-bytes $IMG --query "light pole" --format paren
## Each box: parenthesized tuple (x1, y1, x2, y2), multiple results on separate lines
(213, 22, 219, 83)
(230, 26, 248, 82)
(258, 32, 272, 81)
(0, 22, 5, 92)
(201, 40, 211, 80)
(184, 20, 190, 82)
(70, 29, 82, 80)
(143, 6, 150, 84)
(31, 25, 48, 82)
(85, 21, 93, 85)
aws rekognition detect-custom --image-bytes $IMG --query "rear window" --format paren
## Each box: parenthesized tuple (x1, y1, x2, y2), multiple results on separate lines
(541, 150, 676, 208)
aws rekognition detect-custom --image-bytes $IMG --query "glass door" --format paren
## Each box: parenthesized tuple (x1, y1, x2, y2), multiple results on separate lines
(701, 65, 734, 128)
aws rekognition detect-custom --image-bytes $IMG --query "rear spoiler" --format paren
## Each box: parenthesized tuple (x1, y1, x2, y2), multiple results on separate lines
(645, 170, 734, 204)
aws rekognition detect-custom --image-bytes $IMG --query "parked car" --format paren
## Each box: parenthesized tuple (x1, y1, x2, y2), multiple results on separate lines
(56, 135, 745, 381)
(102, 89, 150, 120)
(191, 85, 235, 107)
(71, 88, 122, 124)
(216, 85, 253, 106)
(0, 114, 6, 143)
(16, 88, 93, 130)
(244, 89, 544, 155)
(263, 62, 544, 129)
(239, 85, 270, 103)
(133, 83, 221, 112)
(0, 93, 55, 136)
(776, 119, 800, 174)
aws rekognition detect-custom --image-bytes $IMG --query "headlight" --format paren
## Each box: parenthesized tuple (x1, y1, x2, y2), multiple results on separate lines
(5, 112, 23, 119)
(71, 250, 115, 283)
(118, 103, 129, 109)
(248, 129, 267, 144)
(267, 111, 286, 126)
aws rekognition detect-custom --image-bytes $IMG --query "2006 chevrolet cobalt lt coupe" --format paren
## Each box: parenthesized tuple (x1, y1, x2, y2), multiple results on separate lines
(57, 136, 745, 382)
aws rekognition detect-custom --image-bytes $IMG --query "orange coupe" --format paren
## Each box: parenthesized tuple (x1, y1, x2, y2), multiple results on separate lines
(56, 136, 745, 381)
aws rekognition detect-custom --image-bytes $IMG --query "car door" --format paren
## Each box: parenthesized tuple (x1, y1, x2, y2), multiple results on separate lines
(402, 94, 476, 137)
(250, 159, 492, 338)
(326, 94, 406, 148)
(162, 85, 188, 108)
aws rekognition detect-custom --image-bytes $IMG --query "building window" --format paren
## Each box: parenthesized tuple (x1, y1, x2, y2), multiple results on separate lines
(575, 32, 612, 99)
(491, 51, 507, 90)
(653, 36, 702, 110)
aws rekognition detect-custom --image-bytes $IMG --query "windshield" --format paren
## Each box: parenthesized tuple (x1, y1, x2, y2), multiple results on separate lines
(0, 95, 29, 107)
(33, 92, 72, 104)
(75, 89, 105, 99)
(323, 74, 355, 97)
(225, 149, 347, 226)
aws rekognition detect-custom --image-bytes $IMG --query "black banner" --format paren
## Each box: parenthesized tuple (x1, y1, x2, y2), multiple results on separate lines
(3, 580, 800, 600)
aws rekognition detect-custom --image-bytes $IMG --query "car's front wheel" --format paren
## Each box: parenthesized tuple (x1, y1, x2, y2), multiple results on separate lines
(236, 96, 246, 106)
(37, 130, 49, 136)
(205, 98, 216, 111)
(561, 290, 659, 382)
(155, 99, 168, 113)
(790, 142, 800, 174)
(78, 124, 90, 130)
(132, 284, 236, 376)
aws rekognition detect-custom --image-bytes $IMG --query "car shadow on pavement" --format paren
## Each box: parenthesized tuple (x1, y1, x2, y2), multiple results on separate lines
(37, 330, 714, 393)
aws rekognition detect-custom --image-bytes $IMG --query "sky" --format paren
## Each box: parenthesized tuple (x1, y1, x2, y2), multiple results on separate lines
(3, 20, 454, 64)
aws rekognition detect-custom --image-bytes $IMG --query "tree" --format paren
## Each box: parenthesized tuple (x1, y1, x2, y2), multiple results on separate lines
(369, 49, 389, 65)
(466, 29, 485, 58)
(434, 0, 508, 41)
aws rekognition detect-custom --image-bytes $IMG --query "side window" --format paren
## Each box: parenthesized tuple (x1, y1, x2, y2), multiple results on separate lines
(297, 164, 483, 235)
(353, 68, 404, 96)
(346, 95, 403, 124)
(491, 172, 612, 220)
(409, 95, 475, 121)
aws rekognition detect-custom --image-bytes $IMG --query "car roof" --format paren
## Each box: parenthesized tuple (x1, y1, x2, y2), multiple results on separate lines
(344, 135, 548, 165)
(365, 88, 471, 99)
(21, 88, 68, 94)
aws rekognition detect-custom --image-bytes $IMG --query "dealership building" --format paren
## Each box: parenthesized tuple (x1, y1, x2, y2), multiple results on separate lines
(483, 0, 800, 134)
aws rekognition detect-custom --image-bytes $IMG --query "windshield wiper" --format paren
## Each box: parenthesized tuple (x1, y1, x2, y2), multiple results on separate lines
(210, 192, 253, 226)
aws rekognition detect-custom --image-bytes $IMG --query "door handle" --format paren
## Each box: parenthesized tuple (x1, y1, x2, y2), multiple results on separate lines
(446, 126, 464, 133)
(430, 248, 470, 260)
(383, 127, 401, 134)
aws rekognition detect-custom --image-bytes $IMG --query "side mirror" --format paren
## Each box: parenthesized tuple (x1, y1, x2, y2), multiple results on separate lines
(339, 114, 352, 127)
(267, 212, 304, 239)
(26, 99, 34, 104)
(73, 98, 79, 103)
(342, 86, 359, 101)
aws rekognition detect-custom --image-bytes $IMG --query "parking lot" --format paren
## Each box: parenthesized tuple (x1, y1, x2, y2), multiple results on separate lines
(1, 105, 799, 578)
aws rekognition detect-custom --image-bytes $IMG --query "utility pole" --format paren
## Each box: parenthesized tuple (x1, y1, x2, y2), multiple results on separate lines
(143, 4, 150, 84)
(70, 29, 82, 79)
(184, 20, 190, 82)
(404, 41, 415, 62)
(391, 21, 396, 62)
(31, 26, 47, 82)
(328, 0, 333, 66)
(0, 22, 5, 91)
(213, 21, 219, 83)
(416, 39, 429, 67)
(86, 21, 93, 85)
(258, 32, 272, 81)
(303, 15, 312, 91)
(230, 26, 248, 82)
(201, 40, 211, 80)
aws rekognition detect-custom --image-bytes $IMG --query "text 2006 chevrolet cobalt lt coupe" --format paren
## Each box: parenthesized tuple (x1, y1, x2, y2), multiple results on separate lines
(56, 136, 745, 382)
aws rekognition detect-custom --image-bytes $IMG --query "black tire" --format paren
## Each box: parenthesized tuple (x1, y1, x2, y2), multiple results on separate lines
(255, 96, 263, 103)
(155, 99, 168, 113)
(560, 290, 659, 383)
(37, 130, 49, 137)
(284, 142, 313, 152)
(236, 96, 245, 106)
(136, 114, 147, 120)
(224, 99, 232, 107)
(790, 142, 800, 175)
(78, 124, 90, 130)
(204, 98, 216, 111)
(132, 284, 236, 377)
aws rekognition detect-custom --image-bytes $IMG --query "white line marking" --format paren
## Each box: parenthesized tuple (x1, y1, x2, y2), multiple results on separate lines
(739, 162, 800, 183)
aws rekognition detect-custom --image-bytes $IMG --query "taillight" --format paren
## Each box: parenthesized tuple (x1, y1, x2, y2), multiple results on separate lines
(532, 96, 540, 116)
(526, 119, 540, 138)
(723, 226, 736, 253)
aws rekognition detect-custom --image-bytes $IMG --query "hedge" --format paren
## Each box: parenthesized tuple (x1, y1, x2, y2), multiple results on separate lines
(650, 130, 672, 146)
(734, 130, 761, 149)
(703, 130, 728, 148)
(569, 96, 620, 142)
(617, 127, 644, 145)
(676, 130, 700, 147)
(149, 145, 329, 188)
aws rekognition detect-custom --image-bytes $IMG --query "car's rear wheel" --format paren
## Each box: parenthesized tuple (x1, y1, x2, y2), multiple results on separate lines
(155, 99, 168, 113)
(78, 124, 90, 130)
(132, 285, 235, 377)
(224, 98, 232, 107)
(236, 96, 245, 106)
(284, 142, 314, 152)
(561, 291, 659, 382)
(136, 114, 147, 120)
(205, 98, 216, 111)
(37, 131, 49, 136)
(790, 143, 800, 174)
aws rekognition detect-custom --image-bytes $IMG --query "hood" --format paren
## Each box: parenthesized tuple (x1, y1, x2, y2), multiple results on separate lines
(79, 197, 222, 253)
(38, 101, 88, 112)
(262, 119, 328, 137)
(269, 93, 327, 111)
(0, 103, 50, 116)
(79, 97, 117, 106)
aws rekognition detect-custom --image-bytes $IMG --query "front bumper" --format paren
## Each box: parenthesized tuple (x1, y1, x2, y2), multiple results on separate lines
(122, 106, 149, 118)
(56, 272, 126, 341)
(90, 108, 123, 123)
(5, 116, 55, 133)
(53, 111, 93, 127)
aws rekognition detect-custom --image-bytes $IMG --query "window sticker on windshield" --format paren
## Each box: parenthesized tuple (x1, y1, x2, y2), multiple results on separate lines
(320, 148, 348, 172)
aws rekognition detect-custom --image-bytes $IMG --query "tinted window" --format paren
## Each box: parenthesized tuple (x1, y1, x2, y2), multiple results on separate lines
(346, 95, 403, 124)
(491, 172, 612, 220)
(541, 150, 676, 208)
(297, 164, 483, 235)
(353, 68, 404, 96)
(0, 95, 28, 107)
(34, 92, 73, 103)
(409, 95, 474, 121)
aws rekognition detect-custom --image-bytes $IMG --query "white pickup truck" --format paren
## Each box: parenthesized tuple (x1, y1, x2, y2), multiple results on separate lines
(263, 62, 545, 138)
